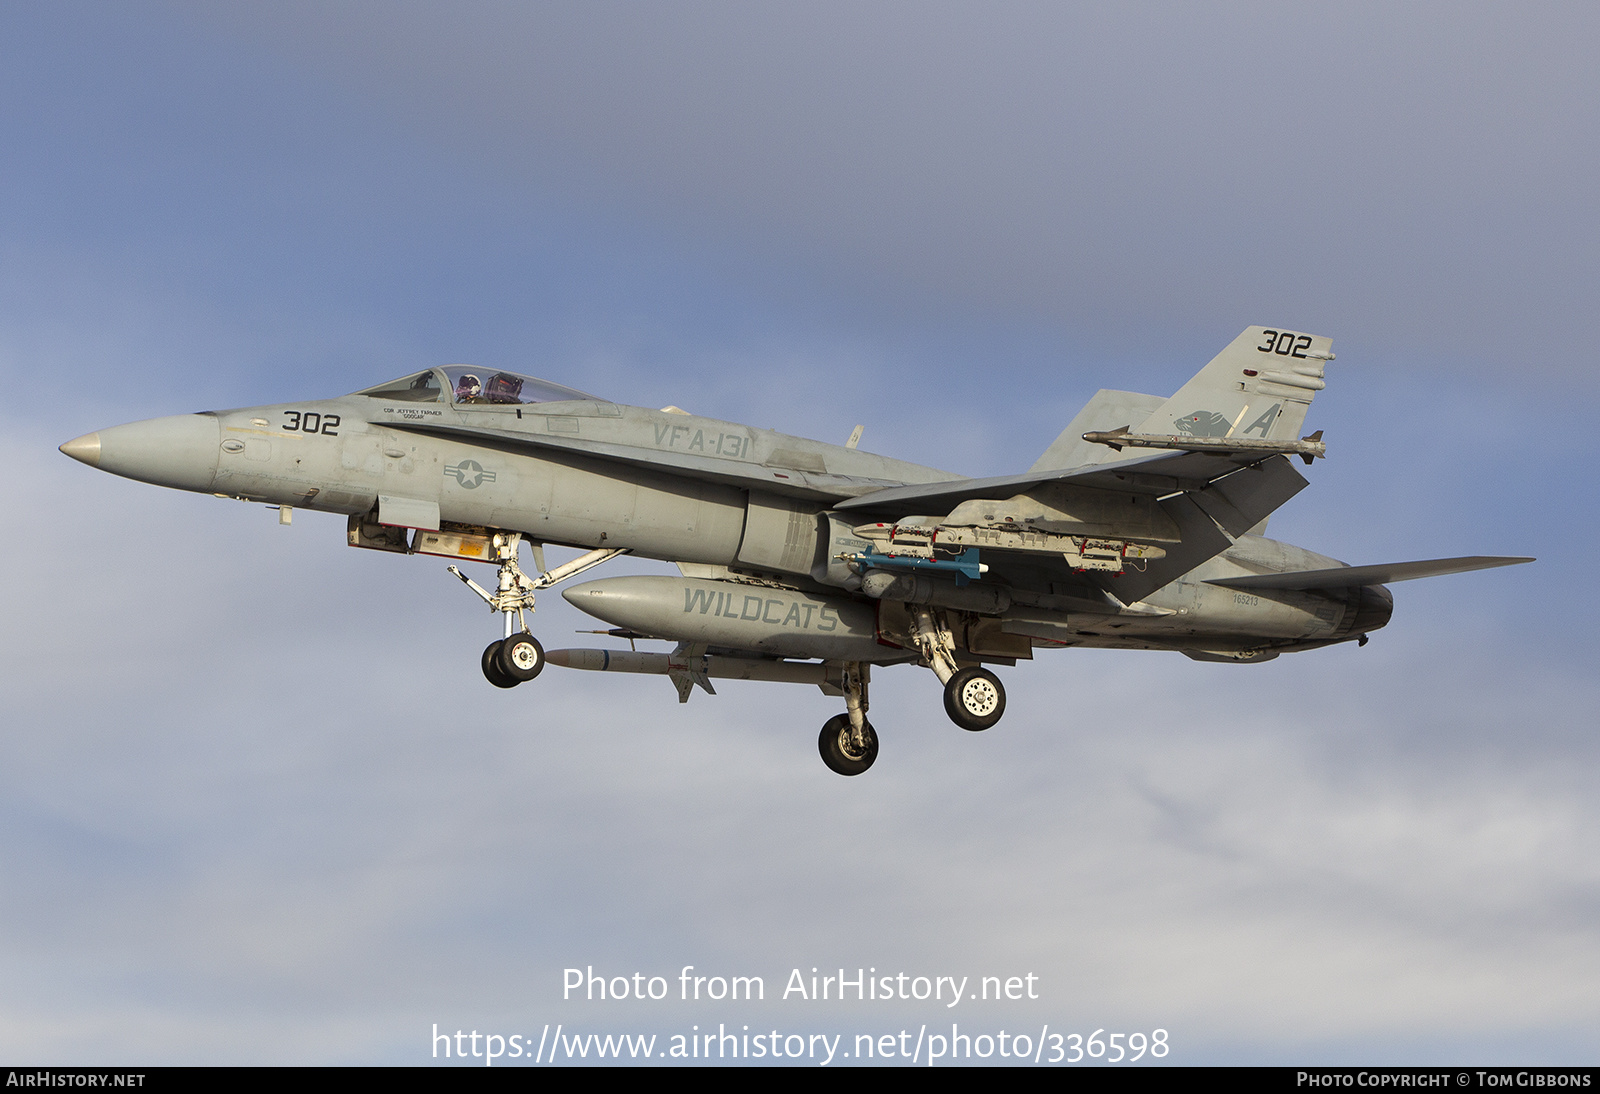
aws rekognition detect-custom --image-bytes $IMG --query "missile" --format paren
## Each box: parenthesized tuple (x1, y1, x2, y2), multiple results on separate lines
(546, 648, 834, 684)
(1082, 426, 1327, 463)
(561, 576, 886, 660)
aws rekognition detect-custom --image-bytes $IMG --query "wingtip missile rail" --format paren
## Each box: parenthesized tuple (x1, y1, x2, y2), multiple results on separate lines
(1083, 426, 1327, 464)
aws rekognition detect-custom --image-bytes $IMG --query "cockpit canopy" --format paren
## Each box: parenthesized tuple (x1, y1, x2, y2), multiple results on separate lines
(354, 366, 596, 406)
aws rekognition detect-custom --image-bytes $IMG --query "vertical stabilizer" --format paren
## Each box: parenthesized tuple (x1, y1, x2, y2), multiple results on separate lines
(1030, 389, 1166, 472)
(1120, 327, 1333, 458)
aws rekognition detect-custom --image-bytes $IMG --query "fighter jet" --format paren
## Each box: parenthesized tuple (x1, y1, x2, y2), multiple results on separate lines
(60, 327, 1530, 775)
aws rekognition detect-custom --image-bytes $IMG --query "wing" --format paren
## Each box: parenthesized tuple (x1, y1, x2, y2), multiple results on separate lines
(834, 447, 1302, 513)
(1207, 556, 1534, 591)
(835, 453, 1314, 604)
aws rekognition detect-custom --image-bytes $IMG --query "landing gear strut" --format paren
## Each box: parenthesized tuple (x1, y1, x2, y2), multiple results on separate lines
(449, 534, 624, 689)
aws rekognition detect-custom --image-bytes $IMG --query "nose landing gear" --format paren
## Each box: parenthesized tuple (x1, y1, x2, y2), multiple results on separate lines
(449, 533, 624, 689)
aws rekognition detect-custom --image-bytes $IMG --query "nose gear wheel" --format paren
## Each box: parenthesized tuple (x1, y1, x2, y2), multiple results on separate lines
(499, 632, 545, 681)
(481, 639, 519, 688)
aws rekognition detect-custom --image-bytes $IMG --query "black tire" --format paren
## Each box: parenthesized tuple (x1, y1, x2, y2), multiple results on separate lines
(943, 667, 1005, 731)
(818, 714, 878, 776)
(482, 639, 519, 688)
(499, 631, 546, 681)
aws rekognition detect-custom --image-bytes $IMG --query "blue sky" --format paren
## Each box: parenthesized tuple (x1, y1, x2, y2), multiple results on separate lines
(2, 1, 1596, 1065)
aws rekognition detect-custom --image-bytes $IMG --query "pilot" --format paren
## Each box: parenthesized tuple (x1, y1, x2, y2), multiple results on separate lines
(454, 374, 483, 402)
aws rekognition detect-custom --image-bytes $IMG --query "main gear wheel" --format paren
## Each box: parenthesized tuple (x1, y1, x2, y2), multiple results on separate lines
(943, 666, 1005, 731)
(818, 714, 878, 776)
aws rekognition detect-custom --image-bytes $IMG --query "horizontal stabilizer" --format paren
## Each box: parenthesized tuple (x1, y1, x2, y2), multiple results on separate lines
(1208, 555, 1533, 591)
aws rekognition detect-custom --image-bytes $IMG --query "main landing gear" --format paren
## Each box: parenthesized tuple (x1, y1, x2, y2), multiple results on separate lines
(817, 662, 877, 776)
(810, 633, 1009, 775)
(812, 608, 1014, 776)
(447, 532, 624, 690)
(909, 606, 1008, 732)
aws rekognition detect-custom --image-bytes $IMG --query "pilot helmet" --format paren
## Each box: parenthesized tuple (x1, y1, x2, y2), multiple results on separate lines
(455, 374, 482, 399)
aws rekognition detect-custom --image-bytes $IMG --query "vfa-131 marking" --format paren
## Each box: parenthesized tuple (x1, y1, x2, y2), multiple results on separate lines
(60, 334, 1531, 776)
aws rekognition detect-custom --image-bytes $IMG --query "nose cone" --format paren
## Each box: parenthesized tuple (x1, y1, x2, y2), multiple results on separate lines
(563, 579, 627, 624)
(60, 414, 221, 493)
(59, 432, 102, 468)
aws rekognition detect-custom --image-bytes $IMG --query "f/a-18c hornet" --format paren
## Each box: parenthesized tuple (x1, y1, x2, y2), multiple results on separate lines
(61, 327, 1530, 775)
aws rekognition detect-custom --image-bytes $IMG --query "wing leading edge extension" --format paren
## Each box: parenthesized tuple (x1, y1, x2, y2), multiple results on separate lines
(382, 419, 906, 502)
